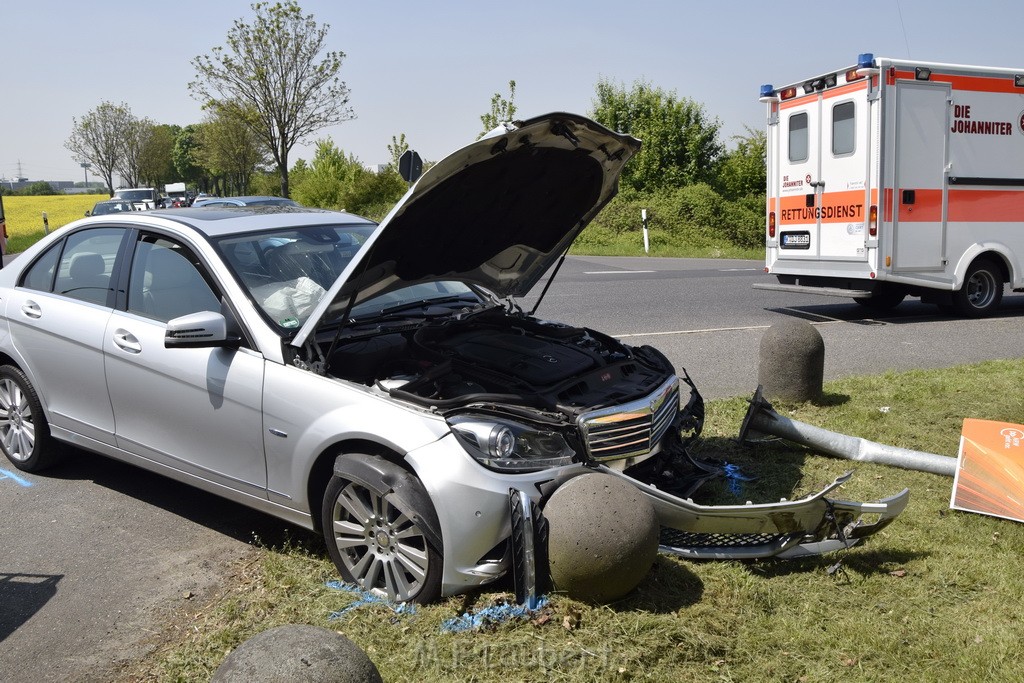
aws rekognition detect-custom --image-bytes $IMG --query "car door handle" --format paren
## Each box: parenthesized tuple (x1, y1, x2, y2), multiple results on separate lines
(21, 300, 42, 319)
(113, 329, 142, 354)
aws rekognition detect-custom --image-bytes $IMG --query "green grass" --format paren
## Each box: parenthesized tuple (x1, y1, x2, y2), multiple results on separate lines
(571, 225, 763, 259)
(569, 239, 762, 260)
(125, 359, 1024, 682)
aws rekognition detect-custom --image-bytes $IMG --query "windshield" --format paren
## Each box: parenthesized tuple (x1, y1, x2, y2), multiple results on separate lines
(216, 223, 480, 332)
(115, 189, 156, 201)
(92, 201, 134, 215)
(217, 223, 374, 329)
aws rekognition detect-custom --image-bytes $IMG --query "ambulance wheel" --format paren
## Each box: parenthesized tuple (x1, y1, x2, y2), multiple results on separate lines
(952, 258, 1002, 317)
(855, 287, 905, 312)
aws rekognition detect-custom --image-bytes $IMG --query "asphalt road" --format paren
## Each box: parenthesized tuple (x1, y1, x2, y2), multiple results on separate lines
(3, 255, 1024, 681)
(522, 255, 1024, 398)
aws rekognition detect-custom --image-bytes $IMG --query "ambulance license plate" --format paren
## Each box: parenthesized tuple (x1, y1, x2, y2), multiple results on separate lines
(780, 231, 811, 249)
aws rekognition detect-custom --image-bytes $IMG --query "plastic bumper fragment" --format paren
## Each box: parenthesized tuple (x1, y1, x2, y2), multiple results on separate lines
(603, 468, 910, 560)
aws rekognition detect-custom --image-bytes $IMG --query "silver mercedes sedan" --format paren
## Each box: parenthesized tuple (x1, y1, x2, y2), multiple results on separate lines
(0, 114, 907, 603)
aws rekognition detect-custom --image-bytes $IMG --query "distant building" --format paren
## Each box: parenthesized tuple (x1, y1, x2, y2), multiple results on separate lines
(1, 179, 98, 193)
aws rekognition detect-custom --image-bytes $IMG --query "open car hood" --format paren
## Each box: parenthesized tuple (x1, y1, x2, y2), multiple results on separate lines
(291, 113, 640, 348)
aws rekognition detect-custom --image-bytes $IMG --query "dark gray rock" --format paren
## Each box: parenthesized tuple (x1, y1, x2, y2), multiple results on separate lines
(544, 472, 659, 603)
(211, 624, 382, 683)
(758, 319, 824, 402)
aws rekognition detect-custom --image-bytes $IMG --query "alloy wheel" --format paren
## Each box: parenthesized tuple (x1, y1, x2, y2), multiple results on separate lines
(330, 481, 431, 602)
(0, 377, 34, 462)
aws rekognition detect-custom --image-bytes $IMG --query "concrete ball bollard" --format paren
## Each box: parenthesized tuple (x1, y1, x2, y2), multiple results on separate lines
(212, 624, 382, 683)
(544, 472, 659, 603)
(758, 319, 824, 402)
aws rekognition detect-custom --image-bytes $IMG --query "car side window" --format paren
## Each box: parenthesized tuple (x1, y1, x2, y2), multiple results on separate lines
(127, 235, 221, 323)
(21, 242, 62, 293)
(50, 228, 124, 306)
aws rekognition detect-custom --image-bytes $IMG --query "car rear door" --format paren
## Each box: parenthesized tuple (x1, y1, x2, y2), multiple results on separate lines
(103, 230, 268, 494)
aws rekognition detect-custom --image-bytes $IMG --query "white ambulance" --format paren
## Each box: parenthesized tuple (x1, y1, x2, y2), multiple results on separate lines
(756, 53, 1024, 316)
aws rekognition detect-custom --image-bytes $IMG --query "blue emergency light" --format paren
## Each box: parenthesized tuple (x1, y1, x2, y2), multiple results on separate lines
(857, 53, 875, 69)
(759, 84, 774, 98)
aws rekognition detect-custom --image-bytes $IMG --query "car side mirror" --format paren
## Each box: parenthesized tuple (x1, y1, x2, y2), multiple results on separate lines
(165, 310, 242, 349)
(85, 211, 91, 217)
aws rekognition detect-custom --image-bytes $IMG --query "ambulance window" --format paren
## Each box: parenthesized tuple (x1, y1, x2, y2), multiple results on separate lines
(789, 113, 808, 162)
(832, 101, 856, 155)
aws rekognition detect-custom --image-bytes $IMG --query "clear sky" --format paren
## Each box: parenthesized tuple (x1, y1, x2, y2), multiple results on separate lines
(3, 0, 1023, 185)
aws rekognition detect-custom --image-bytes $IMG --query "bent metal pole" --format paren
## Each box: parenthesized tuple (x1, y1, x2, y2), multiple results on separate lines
(738, 386, 958, 477)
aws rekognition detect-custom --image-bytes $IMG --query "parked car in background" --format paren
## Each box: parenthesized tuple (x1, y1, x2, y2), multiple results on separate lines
(192, 195, 300, 208)
(0, 113, 907, 604)
(112, 187, 161, 210)
(86, 199, 136, 216)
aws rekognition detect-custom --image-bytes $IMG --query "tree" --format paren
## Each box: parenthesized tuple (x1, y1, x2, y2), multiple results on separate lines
(291, 137, 363, 209)
(478, 80, 517, 138)
(116, 116, 155, 188)
(196, 102, 269, 194)
(172, 125, 207, 190)
(65, 101, 134, 196)
(717, 126, 766, 200)
(590, 79, 724, 192)
(138, 124, 180, 189)
(20, 181, 56, 196)
(190, 1, 354, 198)
(290, 138, 405, 219)
(387, 133, 409, 169)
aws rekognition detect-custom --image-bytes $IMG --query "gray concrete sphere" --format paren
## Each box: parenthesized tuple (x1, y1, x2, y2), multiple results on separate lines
(212, 624, 382, 683)
(758, 318, 824, 402)
(544, 472, 659, 603)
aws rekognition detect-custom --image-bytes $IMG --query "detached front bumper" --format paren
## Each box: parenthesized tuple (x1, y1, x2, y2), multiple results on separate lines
(604, 467, 909, 560)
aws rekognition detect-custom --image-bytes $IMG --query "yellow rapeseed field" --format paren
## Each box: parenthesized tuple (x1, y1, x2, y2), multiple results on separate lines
(4, 194, 106, 252)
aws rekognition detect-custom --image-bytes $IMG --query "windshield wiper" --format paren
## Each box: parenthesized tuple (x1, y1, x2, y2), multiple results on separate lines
(356, 295, 482, 322)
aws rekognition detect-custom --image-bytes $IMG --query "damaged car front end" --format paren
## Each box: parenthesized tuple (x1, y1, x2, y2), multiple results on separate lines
(288, 113, 909, 602)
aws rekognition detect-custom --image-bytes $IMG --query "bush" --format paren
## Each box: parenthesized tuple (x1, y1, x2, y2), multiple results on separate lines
(20, 182, 57, 196)
(579, 183, 765, 256)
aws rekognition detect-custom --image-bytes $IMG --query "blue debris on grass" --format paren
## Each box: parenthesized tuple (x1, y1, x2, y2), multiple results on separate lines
(325, 580, 417, 620)
(441, 596, 549, 633)
(722, 462, 756, 495)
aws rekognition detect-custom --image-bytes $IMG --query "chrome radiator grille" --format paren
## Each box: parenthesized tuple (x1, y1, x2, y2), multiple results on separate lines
(578, 377, 679, 462)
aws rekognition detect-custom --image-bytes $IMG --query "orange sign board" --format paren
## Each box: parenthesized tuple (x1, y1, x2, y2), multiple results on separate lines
(951, 419, 1024, 523)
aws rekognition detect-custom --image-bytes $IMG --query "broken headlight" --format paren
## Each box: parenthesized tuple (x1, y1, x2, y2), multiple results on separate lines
(448, 415, 576, 472)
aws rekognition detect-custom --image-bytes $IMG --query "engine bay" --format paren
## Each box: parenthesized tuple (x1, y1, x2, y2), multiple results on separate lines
(325, 308, 677, 417)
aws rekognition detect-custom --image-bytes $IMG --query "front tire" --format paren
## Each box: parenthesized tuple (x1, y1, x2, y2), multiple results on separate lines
(952, 258, 1003, 317)
(0, 365, 60, 472)
(321, 454, 443, 603)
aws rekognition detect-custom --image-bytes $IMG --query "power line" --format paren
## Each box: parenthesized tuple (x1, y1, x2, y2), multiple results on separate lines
(896, 0, 912, 59)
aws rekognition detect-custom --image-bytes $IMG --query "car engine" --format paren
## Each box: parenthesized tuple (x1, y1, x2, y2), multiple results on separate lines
(326, 307, 680, 420)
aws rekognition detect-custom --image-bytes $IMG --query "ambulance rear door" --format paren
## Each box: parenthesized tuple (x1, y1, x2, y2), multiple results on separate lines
(773, 77, 872, 263)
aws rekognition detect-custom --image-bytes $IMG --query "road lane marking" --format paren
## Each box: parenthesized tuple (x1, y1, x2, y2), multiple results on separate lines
(0, 467, 33, 487)
(613, 320, 848, 338)
(583, 270, 656, 274)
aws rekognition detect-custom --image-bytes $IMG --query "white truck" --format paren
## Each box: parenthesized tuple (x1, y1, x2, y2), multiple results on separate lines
(164, 182, 187, 206)
(112, 187, 161, 211)
(756, 53, 1024, 316)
